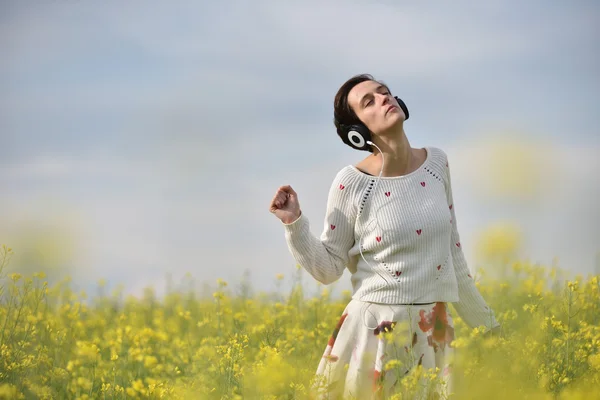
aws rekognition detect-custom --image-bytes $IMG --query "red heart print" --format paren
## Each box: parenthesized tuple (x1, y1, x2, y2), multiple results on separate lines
(395, 271, 401, 276)
(385, 191, 390, 197)
(420, 182, 426, 187)
(339, 184, 345, 190)
(449, 204, 453, 210)
(437, 265, 441, 270)
(456, 242, 461, 247)
(450, 218, 453, 224)
(376, 236, 381, 242)
(416, 229, 422, 235)
(331, 224, 336, 230)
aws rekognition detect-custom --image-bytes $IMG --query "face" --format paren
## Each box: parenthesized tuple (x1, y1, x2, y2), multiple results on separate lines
(347, 80, 405, 135)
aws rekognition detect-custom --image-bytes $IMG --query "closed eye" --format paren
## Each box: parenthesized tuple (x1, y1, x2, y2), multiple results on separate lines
(360, 86, 391, 108)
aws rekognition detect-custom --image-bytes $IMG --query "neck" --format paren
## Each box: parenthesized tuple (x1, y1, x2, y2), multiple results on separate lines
(369, 127, 415, 177)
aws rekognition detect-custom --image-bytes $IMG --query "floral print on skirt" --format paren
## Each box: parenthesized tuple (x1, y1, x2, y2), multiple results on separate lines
(310, 299, 455, 400)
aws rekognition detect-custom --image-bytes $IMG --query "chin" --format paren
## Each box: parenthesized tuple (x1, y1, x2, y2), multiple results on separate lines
(395, 110, 406, 122)
(388, 112, 405, 126)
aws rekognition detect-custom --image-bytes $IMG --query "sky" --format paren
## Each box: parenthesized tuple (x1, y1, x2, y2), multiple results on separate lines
(1, 0, 599, 299)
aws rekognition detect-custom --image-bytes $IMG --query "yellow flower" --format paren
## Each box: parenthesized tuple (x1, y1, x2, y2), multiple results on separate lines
(567, 280, 579, 292)
(2, 244, 599, 399)
(216, 278, 227, 287)
(589, 354, 600, 370)
(213, 291, 225, 300)
(384, 359, 403, 371)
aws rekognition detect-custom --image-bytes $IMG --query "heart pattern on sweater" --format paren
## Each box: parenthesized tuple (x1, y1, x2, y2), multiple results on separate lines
(314, 157, 480, 306)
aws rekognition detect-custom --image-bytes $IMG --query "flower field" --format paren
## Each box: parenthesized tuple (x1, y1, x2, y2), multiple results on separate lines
(0, 243, 598, 399)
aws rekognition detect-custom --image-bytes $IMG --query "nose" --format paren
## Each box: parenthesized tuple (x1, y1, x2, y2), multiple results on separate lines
(378, 93, 391, 106)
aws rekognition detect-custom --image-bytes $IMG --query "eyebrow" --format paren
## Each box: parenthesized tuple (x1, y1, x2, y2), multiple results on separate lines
(359, 84, 388, 107)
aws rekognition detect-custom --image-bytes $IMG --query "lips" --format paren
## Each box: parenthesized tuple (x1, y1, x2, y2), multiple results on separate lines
(386, 105, 397, 115)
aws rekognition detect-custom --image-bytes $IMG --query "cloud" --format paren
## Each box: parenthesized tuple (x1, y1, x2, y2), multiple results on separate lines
(1, 0, 599, 298)
(4, 0, 598, 146)
(446, 137, 600, 277)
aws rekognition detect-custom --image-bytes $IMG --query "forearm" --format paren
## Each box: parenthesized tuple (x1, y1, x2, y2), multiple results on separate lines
(283, 213, 348, 284)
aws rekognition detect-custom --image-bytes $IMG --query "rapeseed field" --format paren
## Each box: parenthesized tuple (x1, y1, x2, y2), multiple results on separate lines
(0, 243, 598, 399)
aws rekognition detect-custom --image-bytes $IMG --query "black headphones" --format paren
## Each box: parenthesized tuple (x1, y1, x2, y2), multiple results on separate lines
(337, 96, 409, 151)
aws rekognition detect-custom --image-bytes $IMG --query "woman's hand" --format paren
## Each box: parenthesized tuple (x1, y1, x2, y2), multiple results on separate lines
(269, 185, 301, 224)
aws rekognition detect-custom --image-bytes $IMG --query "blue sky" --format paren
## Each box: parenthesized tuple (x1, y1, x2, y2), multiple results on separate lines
(1, 0, 599, 298)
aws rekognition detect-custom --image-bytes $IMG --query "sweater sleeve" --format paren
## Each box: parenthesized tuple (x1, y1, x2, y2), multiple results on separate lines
(443, 155, 501, 332)
(281, 169, 357, 285)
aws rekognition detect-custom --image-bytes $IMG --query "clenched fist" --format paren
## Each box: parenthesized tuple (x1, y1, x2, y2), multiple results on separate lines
(269, 185, 301, 224)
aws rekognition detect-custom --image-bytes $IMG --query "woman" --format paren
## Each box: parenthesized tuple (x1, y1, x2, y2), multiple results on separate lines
(269, 74, 501, 399)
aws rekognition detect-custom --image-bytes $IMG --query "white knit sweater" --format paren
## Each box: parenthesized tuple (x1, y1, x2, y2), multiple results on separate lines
(282, 146, 500, 330)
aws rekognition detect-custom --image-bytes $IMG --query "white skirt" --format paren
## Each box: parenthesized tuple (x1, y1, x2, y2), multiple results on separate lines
(311, 299, 456, 400)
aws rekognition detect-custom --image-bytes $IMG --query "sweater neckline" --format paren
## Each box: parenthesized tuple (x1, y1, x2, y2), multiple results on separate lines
(349, 147, 431, 180)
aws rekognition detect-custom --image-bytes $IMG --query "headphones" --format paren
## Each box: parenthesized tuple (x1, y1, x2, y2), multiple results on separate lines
(337, 96, 409, 151)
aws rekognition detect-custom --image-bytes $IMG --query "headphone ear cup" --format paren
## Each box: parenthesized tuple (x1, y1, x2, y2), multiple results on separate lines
(345, 124, 372, 151)
(394, 96, 409, 120)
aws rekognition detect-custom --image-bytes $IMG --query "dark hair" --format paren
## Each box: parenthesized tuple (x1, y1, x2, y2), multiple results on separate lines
(333, 73, 390, 153)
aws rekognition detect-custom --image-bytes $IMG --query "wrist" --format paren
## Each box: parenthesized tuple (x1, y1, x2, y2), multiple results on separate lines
(282, 210, 301, 225)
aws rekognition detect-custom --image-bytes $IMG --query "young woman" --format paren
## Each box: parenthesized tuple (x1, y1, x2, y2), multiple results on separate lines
(269, 74, 501, 399)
